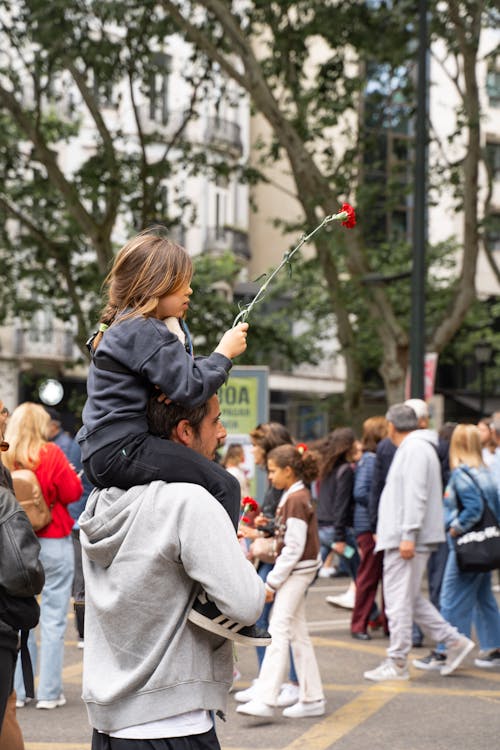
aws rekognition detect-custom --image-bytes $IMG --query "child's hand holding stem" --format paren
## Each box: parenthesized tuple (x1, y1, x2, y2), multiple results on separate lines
(215, 323, 248, 359)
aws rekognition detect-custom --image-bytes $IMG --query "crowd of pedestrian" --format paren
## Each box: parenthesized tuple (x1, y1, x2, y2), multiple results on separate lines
(2, 393, 500, 744)
(1, 224, 500, 749)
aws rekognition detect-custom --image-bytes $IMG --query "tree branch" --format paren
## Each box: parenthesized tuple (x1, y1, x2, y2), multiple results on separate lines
(0, 193, 89, 351)
(0, 81, 112, 271)
(65, 57, 121, 236)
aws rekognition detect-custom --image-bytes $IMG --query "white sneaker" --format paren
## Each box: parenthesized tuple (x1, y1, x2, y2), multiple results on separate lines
(441, 635, 474, 676)
(325, 584, 356, 610)
(283, 699, 326, 718)
(318, 567, 336, 579)
(77, 639, 84, 650)
(36, 694, 66, 710)
(234, 680, 258, 703)
(277, 682, 300, 707)
(15, 697, 32, 709)
(364, 659, 409, 682)
(236, 699, 274, 718)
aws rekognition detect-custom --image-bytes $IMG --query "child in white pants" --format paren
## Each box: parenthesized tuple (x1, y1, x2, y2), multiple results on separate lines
(237, 444, 325, 719)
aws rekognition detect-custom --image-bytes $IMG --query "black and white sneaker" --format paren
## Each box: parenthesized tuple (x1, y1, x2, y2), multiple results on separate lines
(412, 650, 447, 671)
(474, 649, 500, 668)
(187, 594, 272, 646)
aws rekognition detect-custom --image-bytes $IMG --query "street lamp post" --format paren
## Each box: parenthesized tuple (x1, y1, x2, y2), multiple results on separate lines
(410, 0, 428, 399)
(474, 341, 493, 417)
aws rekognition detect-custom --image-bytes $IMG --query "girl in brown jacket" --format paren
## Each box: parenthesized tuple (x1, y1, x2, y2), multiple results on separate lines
(237, 445, 325, 720)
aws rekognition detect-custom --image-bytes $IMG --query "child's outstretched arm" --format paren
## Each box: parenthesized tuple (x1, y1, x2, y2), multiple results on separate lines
(215, 323, 248, 360)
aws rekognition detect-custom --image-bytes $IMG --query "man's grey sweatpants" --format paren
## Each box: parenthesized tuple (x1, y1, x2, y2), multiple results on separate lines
(383, 548, 459, 662)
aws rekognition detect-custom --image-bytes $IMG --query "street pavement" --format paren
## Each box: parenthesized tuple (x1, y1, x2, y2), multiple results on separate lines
(17, 575, 500, 750)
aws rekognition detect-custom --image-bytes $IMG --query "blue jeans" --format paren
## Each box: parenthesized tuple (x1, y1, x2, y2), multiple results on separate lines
(15, 536, 74, 701)
(256, 562, 298, 683)
(439, 543, 500, 651)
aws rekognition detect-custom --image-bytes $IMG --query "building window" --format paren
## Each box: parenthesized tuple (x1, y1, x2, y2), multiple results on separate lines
(486, 63, 500, 108)
(149, 53, 170, 125)
(29, 310, 54, 343)
(214, 175, 228, 240)
(92, 70, 115, 108)
(485, 213, 500, 252)
(485, 141, 500, 181)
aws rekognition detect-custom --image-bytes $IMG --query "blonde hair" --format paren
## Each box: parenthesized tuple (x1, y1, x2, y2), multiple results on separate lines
(3, 402, 51, 471)
(361, 416, 388, 452)
(93, 226, 193, 349)
(449, 424, 484, 470)
(223, 443, 244, 467)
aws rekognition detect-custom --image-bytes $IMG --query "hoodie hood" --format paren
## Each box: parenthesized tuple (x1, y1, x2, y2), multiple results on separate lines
(404, 428, 438, 447)
(79, 485, 147, 569)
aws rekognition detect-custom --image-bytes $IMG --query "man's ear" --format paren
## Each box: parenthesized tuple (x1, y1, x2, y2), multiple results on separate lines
(174, 418, 194, 447)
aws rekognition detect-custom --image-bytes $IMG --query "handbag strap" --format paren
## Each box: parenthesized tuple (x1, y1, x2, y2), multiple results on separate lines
(457, 467, 499, 525)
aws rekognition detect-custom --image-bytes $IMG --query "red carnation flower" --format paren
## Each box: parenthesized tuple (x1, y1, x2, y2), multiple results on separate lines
(241, 515, 251, 525)
(242, 497, 259, 513)
(341, 203, 356, 229)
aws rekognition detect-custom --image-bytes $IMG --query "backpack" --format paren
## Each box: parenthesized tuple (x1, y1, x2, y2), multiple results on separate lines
(11, 468, 52, 531)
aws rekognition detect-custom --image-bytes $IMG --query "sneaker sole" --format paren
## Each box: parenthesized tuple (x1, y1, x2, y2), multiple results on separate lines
(412, 660, 446, 671)
(441, 639, 474, 676)
(325, 599, 354, 610)
(474, 659, 500, 668)
(36, 700, 66, 710)
(187, 610, 272, 646)
(283, 709, 326, 718)
(236, 705, 274, 718)
(364, 673, 409, 682)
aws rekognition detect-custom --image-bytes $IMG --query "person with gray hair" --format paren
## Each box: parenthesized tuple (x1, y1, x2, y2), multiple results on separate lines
(363, 403, 474, 682)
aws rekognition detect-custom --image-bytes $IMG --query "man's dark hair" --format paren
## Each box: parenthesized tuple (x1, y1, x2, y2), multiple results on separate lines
(147, 396, 210, 439)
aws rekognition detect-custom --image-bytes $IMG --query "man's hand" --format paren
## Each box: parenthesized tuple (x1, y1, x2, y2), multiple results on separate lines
(399, 540, 415, 559)
(332, 541, 346, 556)
(153, 385, 171, 405)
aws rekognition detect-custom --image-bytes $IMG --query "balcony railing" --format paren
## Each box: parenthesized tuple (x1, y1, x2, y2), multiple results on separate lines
(204, 117, 243, 155)
(203, 227, 250, 259)
(2, 324, 78, 362)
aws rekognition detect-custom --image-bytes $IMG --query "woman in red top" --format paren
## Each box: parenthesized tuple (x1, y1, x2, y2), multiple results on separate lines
(3, 403, 82, 710)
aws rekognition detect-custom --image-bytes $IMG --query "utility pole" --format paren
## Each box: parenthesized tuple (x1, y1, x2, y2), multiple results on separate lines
(410, 0, 428, 399)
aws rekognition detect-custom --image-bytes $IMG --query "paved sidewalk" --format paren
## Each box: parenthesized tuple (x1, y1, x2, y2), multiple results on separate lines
(18, 577, 500, 750)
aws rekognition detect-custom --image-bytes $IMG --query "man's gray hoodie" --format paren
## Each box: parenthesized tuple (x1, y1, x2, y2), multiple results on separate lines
(375, 429, 445, 552)
(79, 480, 265, 733)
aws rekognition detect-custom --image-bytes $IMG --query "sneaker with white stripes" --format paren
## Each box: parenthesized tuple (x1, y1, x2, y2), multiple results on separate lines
(187, 594, 272, 646)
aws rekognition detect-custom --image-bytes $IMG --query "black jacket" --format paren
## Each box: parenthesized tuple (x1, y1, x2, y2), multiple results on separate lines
(0, 485, 45, 653)
(77, 315, 231, 461)
(317, 462, 354, 542)
(368, 437, 397, 532)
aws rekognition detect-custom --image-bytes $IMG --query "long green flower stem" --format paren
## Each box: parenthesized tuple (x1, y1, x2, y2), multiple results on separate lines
(232, 209, 349, 327)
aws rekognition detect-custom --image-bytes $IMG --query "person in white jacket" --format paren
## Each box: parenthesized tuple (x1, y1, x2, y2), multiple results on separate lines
(364, 404, 474, 683)
(80, 394, 265, 750)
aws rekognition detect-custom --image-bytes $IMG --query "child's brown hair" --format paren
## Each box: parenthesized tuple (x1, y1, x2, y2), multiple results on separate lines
(267, 444, 318, 484)
(93, 226, 193, 349)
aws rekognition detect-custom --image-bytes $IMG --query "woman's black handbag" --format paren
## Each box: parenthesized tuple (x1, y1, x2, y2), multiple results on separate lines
(453, 470, 500, 574)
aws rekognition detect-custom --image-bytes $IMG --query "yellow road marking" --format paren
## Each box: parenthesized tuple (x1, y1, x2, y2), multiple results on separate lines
(312, 635, 388, 654)
(284, 685, 398, 749)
